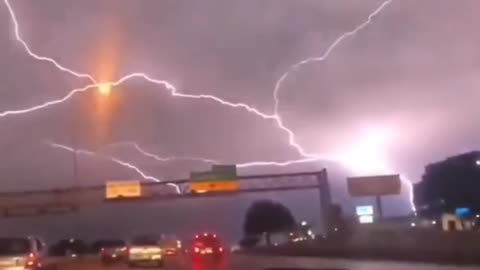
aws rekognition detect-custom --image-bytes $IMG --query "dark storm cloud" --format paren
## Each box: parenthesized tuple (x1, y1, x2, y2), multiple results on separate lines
(0, 0, 479, 236)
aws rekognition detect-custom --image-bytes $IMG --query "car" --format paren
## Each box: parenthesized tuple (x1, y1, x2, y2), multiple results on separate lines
(160, 238, 181, 256)
(95, 240, 127, 265)
(127, 236, 163, 268)
(190, 233, 225, 261)
(0, 236, 55, 270)
(49, 238, 88, 258)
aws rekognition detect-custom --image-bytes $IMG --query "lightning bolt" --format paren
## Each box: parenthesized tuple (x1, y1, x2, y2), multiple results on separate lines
(2, 0, 414, 212)
(3, 0, 96, 82)
(104, 141, 219, 164)
(273, 0, 393, 115)
(0, 74, 277, 118)
(118, 139, 416, 212)
(47, 141, 181, 194)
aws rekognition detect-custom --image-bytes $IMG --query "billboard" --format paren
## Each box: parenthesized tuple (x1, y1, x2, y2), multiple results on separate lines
(347, 174, 401, 197)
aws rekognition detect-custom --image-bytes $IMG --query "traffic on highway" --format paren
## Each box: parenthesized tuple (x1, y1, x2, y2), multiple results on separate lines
(2, 0, 480, 269)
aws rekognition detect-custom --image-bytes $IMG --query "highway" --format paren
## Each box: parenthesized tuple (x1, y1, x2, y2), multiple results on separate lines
(57, 254, 480, 270)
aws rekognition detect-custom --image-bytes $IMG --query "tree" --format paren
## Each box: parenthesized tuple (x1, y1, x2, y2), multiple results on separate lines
(243, 200, 296, 246)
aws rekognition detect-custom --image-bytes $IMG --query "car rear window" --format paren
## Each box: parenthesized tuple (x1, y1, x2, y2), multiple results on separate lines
(101, 240, 125, 248)
(195, 236, 220, 247)
(131, 237, 159, 246)
(0, 238, 30, 255)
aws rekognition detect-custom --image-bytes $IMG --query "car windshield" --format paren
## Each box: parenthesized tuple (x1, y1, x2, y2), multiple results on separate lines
(0, 238, 30, 255)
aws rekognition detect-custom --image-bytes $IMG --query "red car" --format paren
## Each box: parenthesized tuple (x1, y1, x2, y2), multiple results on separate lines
(98, 240, 127, 265)
(190, 233, 225, 261)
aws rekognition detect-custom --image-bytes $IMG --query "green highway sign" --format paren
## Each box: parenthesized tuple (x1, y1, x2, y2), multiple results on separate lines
(191, 165, 237, 182)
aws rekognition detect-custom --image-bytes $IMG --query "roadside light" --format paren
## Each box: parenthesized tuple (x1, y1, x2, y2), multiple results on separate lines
(307, 230, 313, 236)
(301, 221, 307, 226)
(410, 222, 416, 227)
(431, 220, 436, 225)
(476, 214, 480, 218)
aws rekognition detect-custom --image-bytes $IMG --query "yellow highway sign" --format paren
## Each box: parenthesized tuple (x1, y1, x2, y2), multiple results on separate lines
(106, 180, 142, 199)
(190, 181, 239, 193)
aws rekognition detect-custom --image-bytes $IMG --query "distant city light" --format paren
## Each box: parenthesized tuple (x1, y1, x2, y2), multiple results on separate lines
(476, 160, 480, 166)
(307, 230, 313, 236)
(301, 221, 307, 226)
(356, 205, 374, 216)
(455, 207, 471, 217)
(476, 214, 480, 218)
(359, 215, 374, 224)
(410, 222, 416, 227)
(431, 220, 436, 225)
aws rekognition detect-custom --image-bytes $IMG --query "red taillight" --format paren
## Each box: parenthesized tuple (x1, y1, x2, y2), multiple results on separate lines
(194, 247, 200, 253)
(25, 253, 36, 268)
(218, 247, 223, 252)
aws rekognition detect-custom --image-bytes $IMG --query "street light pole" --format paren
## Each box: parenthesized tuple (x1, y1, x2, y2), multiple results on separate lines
(71, 100, 79, 188)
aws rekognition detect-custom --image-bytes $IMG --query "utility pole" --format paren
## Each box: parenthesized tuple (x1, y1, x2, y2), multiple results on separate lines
(71, 103, 79, 188)
(317, 169, 332, 235)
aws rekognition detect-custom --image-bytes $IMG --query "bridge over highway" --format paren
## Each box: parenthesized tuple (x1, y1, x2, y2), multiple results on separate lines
(0, 170, 331, 224)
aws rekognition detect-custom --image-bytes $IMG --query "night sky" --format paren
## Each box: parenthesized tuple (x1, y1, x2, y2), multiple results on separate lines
(0, 0, 478, 241)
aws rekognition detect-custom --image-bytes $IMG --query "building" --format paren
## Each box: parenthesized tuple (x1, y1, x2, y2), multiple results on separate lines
(414, 151, 480, 217)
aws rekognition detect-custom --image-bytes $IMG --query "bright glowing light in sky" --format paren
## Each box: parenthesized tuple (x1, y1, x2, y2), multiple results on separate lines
(98, 83, 112, 96)
(333, 126, 394, 175)
(1, 0, 415, 211)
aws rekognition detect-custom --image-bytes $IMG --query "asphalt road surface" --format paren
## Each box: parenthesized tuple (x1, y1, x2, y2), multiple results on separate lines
(57, 254, 480, 270)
